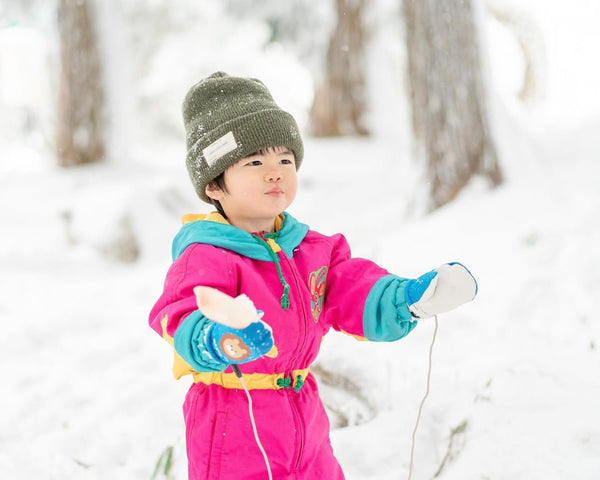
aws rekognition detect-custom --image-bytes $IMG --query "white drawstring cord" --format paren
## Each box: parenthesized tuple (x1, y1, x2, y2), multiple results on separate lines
(408, 314, 439, 480)
(231, 314, 438, 480)
(232, 365, 273, 480)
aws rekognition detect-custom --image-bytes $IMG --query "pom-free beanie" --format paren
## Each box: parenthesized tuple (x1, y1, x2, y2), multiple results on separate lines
(183, 72, 304, 203)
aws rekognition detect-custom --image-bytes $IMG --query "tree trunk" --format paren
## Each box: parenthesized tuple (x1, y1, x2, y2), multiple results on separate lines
(404, 0, 503, 210)
(56, 0, 105, 166)
(310, 0, 369, 137)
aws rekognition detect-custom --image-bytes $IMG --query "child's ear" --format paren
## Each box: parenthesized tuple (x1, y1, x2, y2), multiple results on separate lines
(205, 183, 225, 201)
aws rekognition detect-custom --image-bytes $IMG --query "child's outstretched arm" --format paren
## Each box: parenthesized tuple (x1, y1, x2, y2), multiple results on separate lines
(149, 244, 273, 374)
(322, 235, 477, 342)
(360, 262, 477, 340)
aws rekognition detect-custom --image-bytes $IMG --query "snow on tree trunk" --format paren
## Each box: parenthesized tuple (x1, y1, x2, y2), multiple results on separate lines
(310, 0, 369, 137)
(404, 0, 503, 210)
(56, 0, 105, 167)
(488, 4, 546, 103)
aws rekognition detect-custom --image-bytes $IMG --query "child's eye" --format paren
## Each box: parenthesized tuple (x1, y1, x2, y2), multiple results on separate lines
(280, 158, 294, 165)
(246, 160, 262, 166)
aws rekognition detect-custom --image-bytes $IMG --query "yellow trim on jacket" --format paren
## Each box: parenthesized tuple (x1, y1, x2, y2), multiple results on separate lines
(181, 211, 285, 232)
(192, 368, 310, 390)
(161, 316, 196, 379)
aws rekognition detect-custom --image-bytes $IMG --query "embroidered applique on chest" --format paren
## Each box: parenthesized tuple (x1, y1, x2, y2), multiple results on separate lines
(308, 266, 328, 322)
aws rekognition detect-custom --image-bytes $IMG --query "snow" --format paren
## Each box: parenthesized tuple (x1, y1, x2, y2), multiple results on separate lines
(1, 1, 599, 479)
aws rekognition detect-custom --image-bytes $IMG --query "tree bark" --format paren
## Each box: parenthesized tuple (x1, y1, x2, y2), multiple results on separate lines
(404, 0, 503, 210)
(56, 0, 105, 166)
(310, 0, 369, 137)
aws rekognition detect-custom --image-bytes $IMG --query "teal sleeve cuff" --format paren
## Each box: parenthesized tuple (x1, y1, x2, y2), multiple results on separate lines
(173, 310, 227, 372)
(363, 275, 418, 341)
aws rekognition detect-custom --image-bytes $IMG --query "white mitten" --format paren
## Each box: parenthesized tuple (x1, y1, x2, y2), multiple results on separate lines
(405, 263, 478, 319)
(193, 286, 278, 363)
(194, 286, 262, 329)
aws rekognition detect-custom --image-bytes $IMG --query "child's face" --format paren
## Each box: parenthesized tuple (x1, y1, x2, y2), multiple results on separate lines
(205, 147, 298, 233)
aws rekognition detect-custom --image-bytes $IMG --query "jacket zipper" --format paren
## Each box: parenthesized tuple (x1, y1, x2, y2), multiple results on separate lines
(281, 252, 309, 471)
(284, 253, 309, 372)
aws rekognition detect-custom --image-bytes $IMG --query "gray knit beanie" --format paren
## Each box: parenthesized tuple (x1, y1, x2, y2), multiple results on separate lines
(183, 72, 304, 203)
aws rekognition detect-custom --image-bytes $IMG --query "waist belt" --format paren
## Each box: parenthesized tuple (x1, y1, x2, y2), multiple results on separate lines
(193, 367, 310, 391)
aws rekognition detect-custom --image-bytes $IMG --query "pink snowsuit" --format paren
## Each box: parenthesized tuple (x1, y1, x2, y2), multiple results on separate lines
(149, 212, 417, 479)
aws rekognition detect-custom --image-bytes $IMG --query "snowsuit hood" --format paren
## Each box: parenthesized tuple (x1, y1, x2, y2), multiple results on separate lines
(172, 211, 310, 261)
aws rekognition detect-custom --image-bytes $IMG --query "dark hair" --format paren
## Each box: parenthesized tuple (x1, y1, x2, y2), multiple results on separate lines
(207, 173, 228, 218)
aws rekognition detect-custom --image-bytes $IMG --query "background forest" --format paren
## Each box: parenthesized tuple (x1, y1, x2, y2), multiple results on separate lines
(1, 0, 599, 479)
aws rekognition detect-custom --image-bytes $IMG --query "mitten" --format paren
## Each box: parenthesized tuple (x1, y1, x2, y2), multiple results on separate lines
(194, 286, 275, 365)
(205, 319, 274, 365)
(405, 262, 478, 319)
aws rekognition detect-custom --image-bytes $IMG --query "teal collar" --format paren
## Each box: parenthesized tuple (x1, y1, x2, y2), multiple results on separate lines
(172, 211, 309, 261)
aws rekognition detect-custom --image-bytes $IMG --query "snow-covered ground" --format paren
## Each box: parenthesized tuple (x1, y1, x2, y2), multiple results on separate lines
(1, 1, 600, 479)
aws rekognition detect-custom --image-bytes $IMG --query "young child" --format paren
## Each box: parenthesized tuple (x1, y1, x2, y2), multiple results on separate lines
(149, 71, 477, 479)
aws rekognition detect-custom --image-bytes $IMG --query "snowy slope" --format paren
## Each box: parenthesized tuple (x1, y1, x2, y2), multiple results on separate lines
(1, 123, 599, 479)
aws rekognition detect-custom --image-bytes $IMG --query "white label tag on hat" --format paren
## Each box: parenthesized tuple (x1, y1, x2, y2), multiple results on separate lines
(203, 131, 238, 166)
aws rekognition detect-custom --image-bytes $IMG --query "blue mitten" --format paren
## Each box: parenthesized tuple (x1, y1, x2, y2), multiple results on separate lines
(205, 319, 274, 365)
(405, 262, 478, 319)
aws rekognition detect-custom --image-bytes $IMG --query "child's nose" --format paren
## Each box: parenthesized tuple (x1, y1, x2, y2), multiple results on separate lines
(264, 168, 282, 182)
